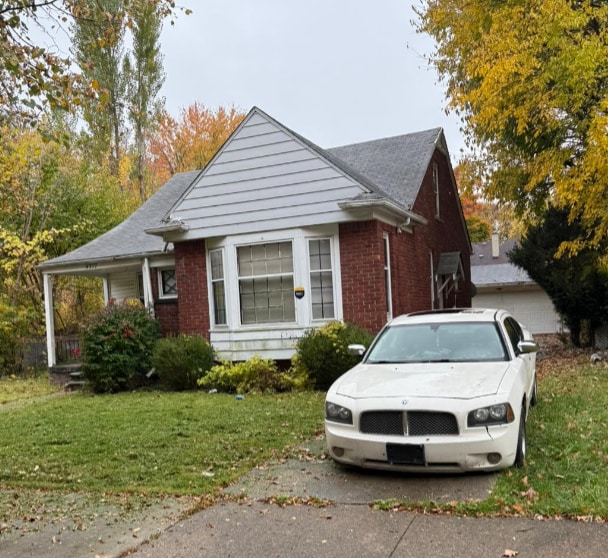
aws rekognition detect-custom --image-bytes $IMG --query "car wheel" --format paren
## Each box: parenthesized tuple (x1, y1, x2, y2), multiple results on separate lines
(530, 375, 538, 407)
(514, 406, 526, 468)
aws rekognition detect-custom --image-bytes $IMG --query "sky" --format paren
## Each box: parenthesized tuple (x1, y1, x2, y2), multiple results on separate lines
(158, 0, 466, 159)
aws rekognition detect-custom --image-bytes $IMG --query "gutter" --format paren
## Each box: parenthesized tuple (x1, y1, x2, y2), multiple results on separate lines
(338, 198, 427, 226)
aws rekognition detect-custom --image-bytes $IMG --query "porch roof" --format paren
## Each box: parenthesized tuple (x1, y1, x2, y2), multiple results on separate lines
(38, 170, 200, 271)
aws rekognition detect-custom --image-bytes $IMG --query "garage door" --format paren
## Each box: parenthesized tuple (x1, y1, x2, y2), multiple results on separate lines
(473, 291, 563, 334)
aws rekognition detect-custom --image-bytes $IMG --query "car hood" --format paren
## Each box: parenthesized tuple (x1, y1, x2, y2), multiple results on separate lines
(333, 362, 511, 400)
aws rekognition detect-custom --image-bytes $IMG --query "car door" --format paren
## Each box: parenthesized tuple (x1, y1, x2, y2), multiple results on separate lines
(503, 316, 535, 398)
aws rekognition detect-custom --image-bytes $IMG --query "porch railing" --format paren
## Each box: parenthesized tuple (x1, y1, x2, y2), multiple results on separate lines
(22, 335, 81, 368)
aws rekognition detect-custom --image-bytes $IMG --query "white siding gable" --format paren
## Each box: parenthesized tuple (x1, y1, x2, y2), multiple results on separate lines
(169, 109, 366, 239)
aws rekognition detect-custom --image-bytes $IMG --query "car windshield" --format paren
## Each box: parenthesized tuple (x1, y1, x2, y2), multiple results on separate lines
(366, 322, 508, 363)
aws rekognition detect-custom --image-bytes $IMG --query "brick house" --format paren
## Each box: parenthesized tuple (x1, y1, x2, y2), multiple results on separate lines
(39, 106, 472, 365)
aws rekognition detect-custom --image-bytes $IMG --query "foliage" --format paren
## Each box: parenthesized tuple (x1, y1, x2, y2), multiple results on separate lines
(80, 299, 161, 393)
(126, 0, 166, 202)
(509, 206, 608, 347)
(0, 389, 325, 495)
(292, 321, 375, 390)
(151, 334, 216, 391)
(0, 122, 132, 335)
(199, 355, 310, 394)
(147, 103, 246, 186)
(416, 0, 608, 254)
(0, 0, 184, 125)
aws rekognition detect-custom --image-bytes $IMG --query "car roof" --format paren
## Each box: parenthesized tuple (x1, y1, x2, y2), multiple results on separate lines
(389, 308, 506, 326)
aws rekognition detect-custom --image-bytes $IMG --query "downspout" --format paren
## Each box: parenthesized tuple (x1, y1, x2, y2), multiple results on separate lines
(430, 251, 435, 310)
(43, 273, 56, 368)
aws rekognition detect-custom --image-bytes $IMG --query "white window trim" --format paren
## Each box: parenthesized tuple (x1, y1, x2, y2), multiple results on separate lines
(157, 267, 177, 300)
(307, 236, 337, 322)
(383, 233, 393, 321)
(208, 247, 227, 326)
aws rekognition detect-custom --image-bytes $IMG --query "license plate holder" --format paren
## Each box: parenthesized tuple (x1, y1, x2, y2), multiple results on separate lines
(386, 443, 425, 465)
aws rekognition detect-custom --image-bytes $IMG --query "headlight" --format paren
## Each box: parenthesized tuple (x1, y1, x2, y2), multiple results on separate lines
(325, 401, 353, 424)
(468, 403, 514, 427)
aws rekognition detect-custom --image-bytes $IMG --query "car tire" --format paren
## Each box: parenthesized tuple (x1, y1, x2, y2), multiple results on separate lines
(514, 406, 526, 468)
(530, 375, 538, 407)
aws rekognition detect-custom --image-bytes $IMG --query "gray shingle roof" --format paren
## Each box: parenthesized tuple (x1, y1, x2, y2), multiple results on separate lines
(470, 240, 534, 287)
(40, 109, 445, 271)
(470, 238, 518, 266)
(471, 263, 533, 287)
(326, 128, 442, 209)
(39, 170, 201, 269)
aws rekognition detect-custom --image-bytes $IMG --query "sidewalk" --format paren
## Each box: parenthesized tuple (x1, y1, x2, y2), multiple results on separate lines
(1, 439, 606, 558)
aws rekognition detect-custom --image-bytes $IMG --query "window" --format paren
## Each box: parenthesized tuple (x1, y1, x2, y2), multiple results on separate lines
(383, 233, 392, 320)
(158, 268, 177, 298)
(504, 317, 524, 355)
(237, 242, 295, 324)
(432, 162, 440, 218)
(309, 238, 335, 319)
(209, 249, 226, 325)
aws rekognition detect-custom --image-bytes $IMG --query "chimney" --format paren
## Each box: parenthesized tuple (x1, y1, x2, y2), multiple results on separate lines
(491, 231, 500, 258)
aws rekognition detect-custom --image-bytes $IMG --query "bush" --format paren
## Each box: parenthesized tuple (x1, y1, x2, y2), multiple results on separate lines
(151, 334, 215, 391)
(198, 355, 304, 394)
(0, 302, 33, 376)
(292, 321, 374, 390)
(80, 299, 161, 393)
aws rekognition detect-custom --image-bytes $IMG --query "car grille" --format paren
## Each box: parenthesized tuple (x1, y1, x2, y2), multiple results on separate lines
(359, 411, 459, 436)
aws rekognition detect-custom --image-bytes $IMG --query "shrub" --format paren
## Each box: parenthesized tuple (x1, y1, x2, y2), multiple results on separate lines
(292, 321, 374, 390)
(0, 302, 33, 376)
(151, 334, 215, 391)
(80, 299, 161, 393)
(198, 355, 301, 394)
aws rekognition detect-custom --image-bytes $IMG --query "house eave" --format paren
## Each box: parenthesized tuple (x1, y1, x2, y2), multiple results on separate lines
(38, 250, 174, 276)
(338, 198, 427, 227)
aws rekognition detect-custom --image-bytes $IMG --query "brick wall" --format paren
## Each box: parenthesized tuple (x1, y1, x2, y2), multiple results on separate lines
(154, 301, 179, 336)
(339, 221, 387, 333)
(339, 147, 471, 334)
(174, 239, 210, 339)
(410, 149, 472, 309)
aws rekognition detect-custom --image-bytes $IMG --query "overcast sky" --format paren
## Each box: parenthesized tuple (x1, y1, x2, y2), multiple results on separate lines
(159, 0, 466, 159)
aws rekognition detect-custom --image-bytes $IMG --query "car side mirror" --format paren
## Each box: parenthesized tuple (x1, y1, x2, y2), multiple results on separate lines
(347, 344, 366, 357)
(517, 340, 538, 354)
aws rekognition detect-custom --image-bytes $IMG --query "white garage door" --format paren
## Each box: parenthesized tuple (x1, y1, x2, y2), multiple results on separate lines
(473, 290, 563, 334)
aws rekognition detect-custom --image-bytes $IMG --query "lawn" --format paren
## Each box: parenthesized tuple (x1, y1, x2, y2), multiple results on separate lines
(0, 375, 61, 405)
(0, 389, 325, 495)
(1, 353, 607, 522)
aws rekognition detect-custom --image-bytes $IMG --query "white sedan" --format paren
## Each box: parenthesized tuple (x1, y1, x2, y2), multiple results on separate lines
(325, 308, 538, 473)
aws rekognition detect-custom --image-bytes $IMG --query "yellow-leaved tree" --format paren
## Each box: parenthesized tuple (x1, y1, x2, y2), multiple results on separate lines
(416, 0, 608, 254)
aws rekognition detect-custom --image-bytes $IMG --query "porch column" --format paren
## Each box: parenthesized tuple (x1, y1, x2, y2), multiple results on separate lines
(102, 276, 110, 304)
(43, 273, 56, 367)
(142, 258, 154, 314)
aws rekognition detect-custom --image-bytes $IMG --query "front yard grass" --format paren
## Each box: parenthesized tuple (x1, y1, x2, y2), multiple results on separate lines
(1, 355, 607, 522)
(0, 375, 61, 405)
(0, 390, 324, 495)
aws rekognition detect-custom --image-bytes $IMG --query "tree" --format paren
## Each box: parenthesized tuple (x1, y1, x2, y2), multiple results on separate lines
(126, 0, 165, 202)
(416, 0, 608, 253)
(0, 118, 135, 336)
(0, 0, 182, 125)
(509, 206, 608, 347)
(147, 103, 246, 187)
(72, 0, 128, 176)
